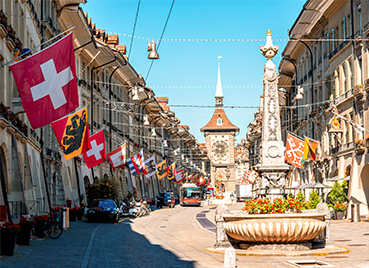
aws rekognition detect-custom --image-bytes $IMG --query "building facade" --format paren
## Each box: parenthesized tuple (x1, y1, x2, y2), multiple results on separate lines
(0, 0, 208, 222)
(278, 0, 369, 218)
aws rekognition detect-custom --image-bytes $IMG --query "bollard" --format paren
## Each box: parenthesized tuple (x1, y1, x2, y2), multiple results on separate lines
(351, 203, 360, 222)
(224, 247, 236, 268)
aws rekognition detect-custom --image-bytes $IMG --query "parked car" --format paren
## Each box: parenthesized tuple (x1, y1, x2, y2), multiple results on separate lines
(87, 199, 120, 223)
(163, 192, 175, 208)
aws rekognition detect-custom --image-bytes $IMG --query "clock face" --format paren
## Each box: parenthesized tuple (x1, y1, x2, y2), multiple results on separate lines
(212, 140, 228, 159)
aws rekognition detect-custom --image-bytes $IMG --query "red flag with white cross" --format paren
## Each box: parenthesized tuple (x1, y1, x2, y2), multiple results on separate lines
(10, 32, 78, 129)
(82, 129, 106, 169)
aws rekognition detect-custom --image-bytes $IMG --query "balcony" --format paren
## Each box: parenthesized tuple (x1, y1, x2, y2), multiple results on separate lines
(364, 22, 369, 36)
(0, 103, 28, 137)
(333, 88, 353, 105)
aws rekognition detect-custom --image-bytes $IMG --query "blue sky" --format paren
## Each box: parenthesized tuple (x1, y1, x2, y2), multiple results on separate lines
(84, 0, 306, 143)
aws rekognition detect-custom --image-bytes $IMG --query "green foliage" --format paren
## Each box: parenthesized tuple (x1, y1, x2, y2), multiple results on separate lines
(328, 181, 348, 205)
(308, 190, 320, 209)
(86, 176, 120, 206)
(296, 191, 305, 203)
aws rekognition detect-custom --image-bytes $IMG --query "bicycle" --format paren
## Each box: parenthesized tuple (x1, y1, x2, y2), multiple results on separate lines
(45, 211, 63, 239)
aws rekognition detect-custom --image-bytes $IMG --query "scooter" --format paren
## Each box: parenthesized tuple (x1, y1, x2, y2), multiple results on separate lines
(120, 201, 140, 217)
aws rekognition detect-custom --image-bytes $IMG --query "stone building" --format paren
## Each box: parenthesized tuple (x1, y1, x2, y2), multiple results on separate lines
(201, 58, 239, 192)
(278, 0, 369, 218)
(0, 0, 208, 221)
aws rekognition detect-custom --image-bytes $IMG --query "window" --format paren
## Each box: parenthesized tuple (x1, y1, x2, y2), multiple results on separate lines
(331, 28, 335, 51)
(342, 63, 347, 92)
(342, 17, 347, 40)
(326, 33, 330, 54)
(358, 56, 363, 84)
(216, 118, 223, 126)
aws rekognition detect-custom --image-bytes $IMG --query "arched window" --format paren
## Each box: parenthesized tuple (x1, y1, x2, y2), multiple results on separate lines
(216, 118, 223, 126)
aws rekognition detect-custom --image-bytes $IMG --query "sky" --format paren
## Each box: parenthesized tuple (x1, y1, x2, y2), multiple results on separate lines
(84, 0, 306, 144)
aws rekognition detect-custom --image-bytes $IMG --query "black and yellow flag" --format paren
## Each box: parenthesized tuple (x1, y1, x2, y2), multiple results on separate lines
(51, 108, 89, 160)
(167, 163, 176, 180)
(156, 160, 167, 180)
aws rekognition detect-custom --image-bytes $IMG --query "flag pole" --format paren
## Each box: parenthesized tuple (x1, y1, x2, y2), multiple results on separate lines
(0, 26, 76, 69)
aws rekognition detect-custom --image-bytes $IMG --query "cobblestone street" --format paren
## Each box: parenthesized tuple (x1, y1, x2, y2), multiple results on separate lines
(1, 204, 369, 268)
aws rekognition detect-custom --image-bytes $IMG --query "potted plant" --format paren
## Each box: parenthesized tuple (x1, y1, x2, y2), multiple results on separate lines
(69, 206, 78, 222)
(16, 217, 33, 245)
(32, 215, 49, 238)
(333, 203, 346, 220)
(365, 135, 369, 148)
(354, 139, 365, 153)
(77, 206, 85, 220)
(0, 221, 21, 256)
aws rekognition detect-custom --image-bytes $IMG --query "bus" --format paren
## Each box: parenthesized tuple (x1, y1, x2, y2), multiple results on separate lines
(180, 183, 202, 206)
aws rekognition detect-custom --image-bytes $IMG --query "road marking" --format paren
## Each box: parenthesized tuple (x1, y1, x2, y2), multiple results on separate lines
(81, 224, 102, 268)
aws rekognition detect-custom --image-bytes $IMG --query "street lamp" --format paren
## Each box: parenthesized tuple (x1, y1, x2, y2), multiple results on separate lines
(148, 39, 159, 59)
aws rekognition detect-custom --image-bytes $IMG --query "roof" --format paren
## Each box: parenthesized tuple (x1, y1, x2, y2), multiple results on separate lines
(200, 108, 239, 132)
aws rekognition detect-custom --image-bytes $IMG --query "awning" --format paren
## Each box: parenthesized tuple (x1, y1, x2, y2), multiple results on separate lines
(328, 176, 350, 181)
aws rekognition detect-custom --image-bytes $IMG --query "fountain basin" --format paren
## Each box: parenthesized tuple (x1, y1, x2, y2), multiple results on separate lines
(223, 213, 326, 243)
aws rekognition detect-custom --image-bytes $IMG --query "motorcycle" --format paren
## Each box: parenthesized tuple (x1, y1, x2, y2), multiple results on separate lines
(119, 201, 140, 217)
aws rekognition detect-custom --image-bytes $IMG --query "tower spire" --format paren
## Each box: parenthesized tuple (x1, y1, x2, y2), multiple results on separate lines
(215, 56, 223, 107)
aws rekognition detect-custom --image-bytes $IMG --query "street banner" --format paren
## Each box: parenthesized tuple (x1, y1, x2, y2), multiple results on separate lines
(10, 33, 78, 129)
(127, 150, 146, 176)
(144, 156, 157, 178)
(331, 104, 367, 133)
(156, 160, 167, 180)
(51, 107, 89, 160)
(285, 133, 304, 169)
(175, 169, 184, 183)
(107, 143, 126, 169)
(82, 129, 106, 169)
(302, 137, 319, 163)
(167, 163, 176, 180)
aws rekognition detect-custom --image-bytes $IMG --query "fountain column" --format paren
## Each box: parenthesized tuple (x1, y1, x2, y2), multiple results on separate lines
(255, 30, 291, 200)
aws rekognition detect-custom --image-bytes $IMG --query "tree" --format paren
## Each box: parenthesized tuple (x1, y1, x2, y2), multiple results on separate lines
(328, 181, 348, 205)
(308, 190, 320, 209)
(86, 176, 120, 205)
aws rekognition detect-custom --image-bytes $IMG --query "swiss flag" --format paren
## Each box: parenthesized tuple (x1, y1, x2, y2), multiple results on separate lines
(10, 32, 78, 129)
(82, 130, 106, 169)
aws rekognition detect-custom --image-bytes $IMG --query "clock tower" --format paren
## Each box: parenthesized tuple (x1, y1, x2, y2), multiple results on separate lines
(200, 56, 239, 193)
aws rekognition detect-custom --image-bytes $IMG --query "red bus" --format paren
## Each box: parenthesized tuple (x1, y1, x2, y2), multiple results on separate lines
(180, 183, 201, 206)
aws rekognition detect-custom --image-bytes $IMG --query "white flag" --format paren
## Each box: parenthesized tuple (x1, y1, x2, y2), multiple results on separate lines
(144, 156, 157, 178)
(175, 169, 184, 183)
(107, 143, 126, 169)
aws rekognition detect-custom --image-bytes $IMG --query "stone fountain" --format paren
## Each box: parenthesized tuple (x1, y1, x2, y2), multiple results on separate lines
(255, 29, 291, 200)
(209, 31, 342, 255)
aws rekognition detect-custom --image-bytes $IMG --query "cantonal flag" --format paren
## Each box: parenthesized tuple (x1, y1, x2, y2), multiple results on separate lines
(50, 107, 89, 160)
(10, 33, 78, 129)
(107, 143, 127, 169)
(167, 163, 176, 180)
(175, 169, 184, 183)
(156, 160, 167, 180)
(302, 137, 319, 163)
(82, 129, 106, 169)
(285, 133, 305, 168)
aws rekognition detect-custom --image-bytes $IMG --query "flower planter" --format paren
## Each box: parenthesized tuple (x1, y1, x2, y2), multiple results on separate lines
(0, 230, 17, 256)
(335, 210, 344, 220)
(16, 226, 31, 245)
(223, 213, 326, 243)
(69, 210, 76, 222)
(33, 222, 45, 238)
(77, 210, 83, 221)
